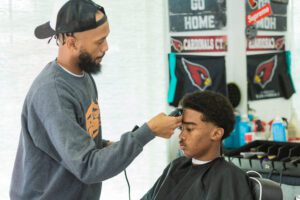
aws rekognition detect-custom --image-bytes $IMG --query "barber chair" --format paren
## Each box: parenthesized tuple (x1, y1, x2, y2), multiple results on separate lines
(247, 171, 283, 200)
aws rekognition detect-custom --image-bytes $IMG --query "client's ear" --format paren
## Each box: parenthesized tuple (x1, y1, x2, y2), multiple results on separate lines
(211, 127, 224, 141)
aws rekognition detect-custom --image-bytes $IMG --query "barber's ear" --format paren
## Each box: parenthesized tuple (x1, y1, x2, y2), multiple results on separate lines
(66, 36, 78, 51)
(211, 128, 224, 141)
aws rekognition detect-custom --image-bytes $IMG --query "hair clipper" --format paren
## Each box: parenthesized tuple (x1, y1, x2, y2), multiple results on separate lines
(168, 108, 183, 117)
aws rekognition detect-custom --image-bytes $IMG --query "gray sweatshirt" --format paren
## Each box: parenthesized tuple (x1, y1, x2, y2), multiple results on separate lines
(10, 60, 155, 200)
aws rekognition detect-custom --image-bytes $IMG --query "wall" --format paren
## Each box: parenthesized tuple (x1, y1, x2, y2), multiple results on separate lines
(165, 0, 294, 134)
(247, 1, 294, 122)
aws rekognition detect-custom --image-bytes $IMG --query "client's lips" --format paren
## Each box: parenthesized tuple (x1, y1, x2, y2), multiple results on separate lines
(179, 141, 185, 150)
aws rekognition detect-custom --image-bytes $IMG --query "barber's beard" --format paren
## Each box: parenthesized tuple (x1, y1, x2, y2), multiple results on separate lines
(78, 50, 103, 74)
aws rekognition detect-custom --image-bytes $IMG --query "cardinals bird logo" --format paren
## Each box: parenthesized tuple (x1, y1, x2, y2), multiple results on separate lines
(171, 38, 183, 52)
(275, 37, 285, 50)
(182, 58, 212, 91)
(254, 55, 277, 89)
(248, 0, 258, 9)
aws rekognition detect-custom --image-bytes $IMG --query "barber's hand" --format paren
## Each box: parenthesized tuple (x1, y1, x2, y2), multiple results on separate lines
(147, 113, 182, 138)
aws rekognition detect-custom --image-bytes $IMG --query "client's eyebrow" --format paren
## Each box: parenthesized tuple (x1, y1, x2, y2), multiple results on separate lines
(182, 121, 197, 126)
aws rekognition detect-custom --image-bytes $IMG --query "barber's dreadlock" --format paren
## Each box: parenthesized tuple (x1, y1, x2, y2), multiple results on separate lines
(54, 33, 75, 45)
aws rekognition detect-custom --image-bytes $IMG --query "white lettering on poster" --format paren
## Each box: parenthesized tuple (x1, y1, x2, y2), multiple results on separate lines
(256, 17, 276, 29)
(248, 38, 275, 49)
(256, 91, 280, 99)
(184, 15, 215, 30)
(247, 5, 271, 25)
(183, 38, 214, 50)
(191, 0, 205, 11)
(258, 0, 271, 8)
(215, 38, 225, 50)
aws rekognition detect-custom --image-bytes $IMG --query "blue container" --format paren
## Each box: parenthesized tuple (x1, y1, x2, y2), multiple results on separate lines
(223, 130, 235, 148)
(272, 120, 287, 142)
(223, 115, 253, 148)
(223, 116, 241, 149)
(239, 119, 251, 147)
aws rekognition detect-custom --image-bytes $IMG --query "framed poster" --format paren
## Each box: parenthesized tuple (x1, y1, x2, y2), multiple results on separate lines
(246, 0, 287, 31)
(247, 52, 294, 100)
(169, 0, 227, 32)
(168, 54, 227, 106)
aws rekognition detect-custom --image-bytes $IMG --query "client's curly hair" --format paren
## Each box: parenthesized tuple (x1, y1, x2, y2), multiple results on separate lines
(180, 91, 235, 140)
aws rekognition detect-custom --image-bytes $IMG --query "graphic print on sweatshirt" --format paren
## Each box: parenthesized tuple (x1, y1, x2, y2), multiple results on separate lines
(85, 100, 101, 139)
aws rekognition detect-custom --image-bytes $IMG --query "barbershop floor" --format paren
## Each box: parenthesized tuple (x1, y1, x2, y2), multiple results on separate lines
(1, 0, 300, 199)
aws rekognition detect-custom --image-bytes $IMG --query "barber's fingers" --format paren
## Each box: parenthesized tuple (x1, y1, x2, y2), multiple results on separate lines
(171, 116, 182, 128)
(147, 113, 182, 138)
(175, 115, 183, 123)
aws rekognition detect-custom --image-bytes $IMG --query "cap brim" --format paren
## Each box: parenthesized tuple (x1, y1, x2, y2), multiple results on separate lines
(34, 21, 56, 39)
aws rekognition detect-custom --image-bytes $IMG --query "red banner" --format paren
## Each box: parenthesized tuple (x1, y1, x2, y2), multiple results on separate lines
(247, 36, 285, 51)
(170, 36, 227, 53)
(247, 3, 272, 26)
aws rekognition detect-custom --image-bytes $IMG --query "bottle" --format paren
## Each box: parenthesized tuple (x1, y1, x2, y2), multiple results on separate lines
(238, 114, 251, 147)
(253, 119, 266, 140)
(271, 117, 287, 142)
(288, 111, 300, 142)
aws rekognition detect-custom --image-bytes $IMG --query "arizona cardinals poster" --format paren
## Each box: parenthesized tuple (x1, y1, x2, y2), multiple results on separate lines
(171, 36, 227, 53)
(247, 52, 295, 100)
(246, 0, 287, 31)
(168, 0, 226, 32)
(168, 54, 227, 106)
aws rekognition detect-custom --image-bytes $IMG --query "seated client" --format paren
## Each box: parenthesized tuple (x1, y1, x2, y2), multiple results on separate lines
(141, 91, 253, 200)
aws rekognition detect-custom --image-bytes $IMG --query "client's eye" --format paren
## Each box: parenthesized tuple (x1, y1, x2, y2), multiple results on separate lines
(186, 128, 193, 132)
(181, 125, 193, 132)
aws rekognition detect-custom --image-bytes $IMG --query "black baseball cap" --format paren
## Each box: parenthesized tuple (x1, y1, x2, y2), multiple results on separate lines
(34, 0, 107, 39)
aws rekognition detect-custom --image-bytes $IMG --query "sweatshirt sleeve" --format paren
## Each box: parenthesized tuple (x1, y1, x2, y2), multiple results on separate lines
(28, 82, 155, 184)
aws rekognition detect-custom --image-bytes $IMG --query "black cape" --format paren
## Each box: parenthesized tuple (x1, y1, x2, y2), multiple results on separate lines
(141, 157, 253, 200)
